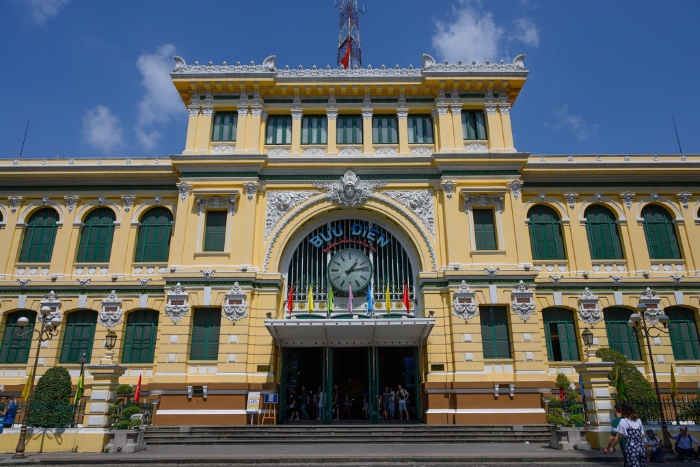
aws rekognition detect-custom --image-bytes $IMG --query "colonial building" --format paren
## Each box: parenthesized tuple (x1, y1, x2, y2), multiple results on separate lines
(1, 53, 699, 426)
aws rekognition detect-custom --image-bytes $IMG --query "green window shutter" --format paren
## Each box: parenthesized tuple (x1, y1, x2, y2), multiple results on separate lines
(211, 112, 238, 142)
(642, 205, 681, 259)
(337, 116, 363, 144)
(77, 208, 116, 263)
(60, 310, 97, 364)
(480, 306, 510, 359)
(462, 111, 481, 140)
(301, 116, 328, 145)
(266, 116, 292, 145)
(0, 311, 37, 364)
(135, 208, 173, 263)
(543, 308, 579, 362)
(585, 205, 624, 260)
(203, 211, 227, 252)
(473, 209, 497, 250)
(372, 116, 398, 144)
(604, 308, 642, 361)
(528, 205, 566, 260)
(19, 209, 59, 263)
(408, 115, 433, 144)
(476, 110, 488, 139)
(190, 309, 221, 361)
(122, 310, 159, 364)
(667, 307, 700, 360)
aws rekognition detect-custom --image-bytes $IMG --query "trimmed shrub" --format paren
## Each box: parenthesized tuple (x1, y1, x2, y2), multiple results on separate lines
(594, 348, 656, 401)
(27, 366, 73, 427)
(121, 406, 141, 418)
(116, 384, 134, 395)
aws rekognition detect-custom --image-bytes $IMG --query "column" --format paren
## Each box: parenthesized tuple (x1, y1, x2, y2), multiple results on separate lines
(195, 108, 215, 153)
(396, 108, 409, 155)
(259, 111, 268, 152)
(235, 107, 248, 152)
(246, 107, 263, 152)
(499, 105, 515, 152)
(574, 359, 616, 450)
(362, 108, 373, 155)
(485, 105, 504, 152)
(168, 183, 191, 268)
(326, 109, 338, 155)
(291, 109, 303, 156)
(450, 106, 464, 151)
(84, 364, 127, 428)
(436, 105, 453, 153)
(184, 107, 199, 154)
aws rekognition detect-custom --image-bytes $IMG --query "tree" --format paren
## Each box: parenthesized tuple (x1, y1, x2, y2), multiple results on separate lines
(27, 366, 74, 427)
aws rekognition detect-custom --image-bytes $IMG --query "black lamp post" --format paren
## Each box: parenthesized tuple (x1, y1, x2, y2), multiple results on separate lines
(13, 305, 62, 459)
(627, 302, 672, 449)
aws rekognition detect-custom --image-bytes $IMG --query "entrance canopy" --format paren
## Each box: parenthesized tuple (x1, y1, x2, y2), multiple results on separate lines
(264, 318, 434, 347)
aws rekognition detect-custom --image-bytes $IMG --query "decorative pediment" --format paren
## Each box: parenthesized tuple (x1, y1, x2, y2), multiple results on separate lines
(639, 287, 663, 325)
(313, 170, 386, 208)
(511, 281, 535, 321)
(98, 290, 123, 329)
(577, 287, 602, 325)
(223, 282, 249, 322)
(452, 280, 478, 321)
(165, 283, 191, 324)
(41, 291, 62, 322)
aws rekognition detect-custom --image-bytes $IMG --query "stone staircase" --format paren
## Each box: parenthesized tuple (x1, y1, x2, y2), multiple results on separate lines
(144, 424, 552, 445)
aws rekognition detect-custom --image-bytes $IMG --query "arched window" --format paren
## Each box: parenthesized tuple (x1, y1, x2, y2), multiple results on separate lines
(134, 208, 173, 263)
(527, 205, 566, 260)
(543, 308, 580, 362)
(60, 310, 97, 364)
(19, 208, 59, 263)
(0, 311, 37, 364)
(641, 205, 681, 259)
(122, 310, 159, 364)
(76, 208, 116, 263)
(667, 307, 700, 360)
(604, 308, 641, 361)
(584, 205, 624, 260)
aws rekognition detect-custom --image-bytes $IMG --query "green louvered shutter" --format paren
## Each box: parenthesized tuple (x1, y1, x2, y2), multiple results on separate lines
(60, 310, 97, 364)
(135, 208, 173, 263)
(190, 309, 220, 361)
(122, 310, 159, 364)
(667, 307, 700, 360)
(604, 308, 641, 361)
(473, 209, 497, 250)
(481, 306, 511, 359)
(203, 211, 227, 252)
(642, 205, 681, 259)
(19, 209, 59, 263)
(77, 208, 115, 263)
(529, 205, 566, 260)
(543, 308, 580, 362)
(585, 205, 624, 260)
(0, 311, 37, 364)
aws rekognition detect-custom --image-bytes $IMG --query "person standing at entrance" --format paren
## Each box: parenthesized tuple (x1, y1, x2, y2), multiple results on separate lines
(397, 384, 410, 421)
(316, 387, 324, 421)
(300, 385, 310, 420)
(388, 387, 396, 420)
(333, 384, 340, 420)
(288, 388, 300, 421)
(381, 386, 390, 420)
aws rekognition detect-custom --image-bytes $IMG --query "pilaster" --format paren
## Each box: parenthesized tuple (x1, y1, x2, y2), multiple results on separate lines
(326, 109, 338, 155)
(396, 108, 409, 155)
(485, 105, 504, 152)
(290, 109, 303, 156)
(436, 105, 453, 152)
(195, 108, 215, 153)
(169, 183, 191, 268)
(499, 105, 515, 152)
(450, 106, 464, 151)
(246, 107, 263, 152)
(235, 107, 249, 152)
(184, 107, 199, 154)
(362, 108, 374, 155)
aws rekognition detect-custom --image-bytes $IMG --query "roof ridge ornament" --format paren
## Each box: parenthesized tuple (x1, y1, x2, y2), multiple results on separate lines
(313, 170, 386, 207)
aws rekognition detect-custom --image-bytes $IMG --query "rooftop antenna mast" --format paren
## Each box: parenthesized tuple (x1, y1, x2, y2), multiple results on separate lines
(335, 0, 363, 69)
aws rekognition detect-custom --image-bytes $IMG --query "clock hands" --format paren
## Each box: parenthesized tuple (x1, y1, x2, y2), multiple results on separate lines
(344, 261, 358, 275)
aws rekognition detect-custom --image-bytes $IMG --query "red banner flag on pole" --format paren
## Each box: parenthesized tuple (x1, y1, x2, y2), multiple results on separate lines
(134, 374, 142, 403)
(402, 284, 410, 314)
(340, 38, 351, 69)
(287, 285, 294, 315)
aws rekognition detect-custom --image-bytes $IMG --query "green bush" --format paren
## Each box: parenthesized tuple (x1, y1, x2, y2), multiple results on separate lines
(114, 420, 131, 430)
(27, 366, 74, 428)
(121, 406, 141, 418)
(594, 348, 656, 401)
(555, 373, 572, 391)
(569, 414, 585, 426)
(116, 384, 134, 395)
(128, 419, 142, 428)
(677, 395, 700, 423)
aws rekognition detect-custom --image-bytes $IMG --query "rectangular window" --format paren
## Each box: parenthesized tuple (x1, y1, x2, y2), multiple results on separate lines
(480, 306, 511, 359)
(337, 115, 363, 144)
(190, 308, 221, 361)
(461, 110, 488, 140)
(266, 116, 292, 145)
(301, 116, 328, 145)
(669, 319, 700, 360)
(211, 111, 238, 142)
(473, 209, 497, 250)
(543, 309, 580, 362)
(407, 115, 434, 144)
(606, 321, 641, 361)
(203, 211, 227, 252)
(0, 314, 35, 364)
(372, 115, 398, 144)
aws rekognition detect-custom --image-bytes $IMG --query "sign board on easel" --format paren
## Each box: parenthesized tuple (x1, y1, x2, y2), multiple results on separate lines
(246, 391, 261, 425)
(260, 393, 279, 425)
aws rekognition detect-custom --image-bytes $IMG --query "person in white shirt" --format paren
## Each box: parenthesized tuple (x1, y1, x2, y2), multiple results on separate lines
(643, 429, 665, 463)
(604, 402, 646, 467)
(672, 426, 699, 463)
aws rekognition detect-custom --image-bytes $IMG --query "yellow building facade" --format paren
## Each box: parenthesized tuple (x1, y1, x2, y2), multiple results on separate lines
(1, 53, 699, 426)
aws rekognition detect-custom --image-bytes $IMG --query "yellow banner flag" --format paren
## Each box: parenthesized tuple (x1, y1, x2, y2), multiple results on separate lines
(671, 364, 678, 397)
(307, 285, 314, 313)
(21, 368, 33, 400)
(385, 284, 391, 313)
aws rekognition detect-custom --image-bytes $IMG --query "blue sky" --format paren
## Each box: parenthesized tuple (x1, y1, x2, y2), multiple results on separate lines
(1, 0, 699, 159)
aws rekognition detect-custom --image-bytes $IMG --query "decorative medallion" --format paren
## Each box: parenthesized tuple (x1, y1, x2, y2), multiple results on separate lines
(137, 277, 151, 287)
(77, 277, 91, 287)
(178, 182, 190, 202)
(484, 267, 499, 277)
(65, 195, 78, 213)
(222, 282, 249, 322)
(464, 142, 488, 152)
(313, 170, 386, 208)
(121, 195, 135, 212)
(17, 278, 31, 287)
(8, 196, 22, 213)
(609, 275, 623, 284)
(442, 181, 456, 199)
(508, 180, 523, 200)
(338, 146, 362, 157)
(382, 191, 435, 238)
(265, 191, 318, 241)
(98, 290, 123, 329)
(577, 287, 602, 325)
(200, 268, 216, 279)
(511, 281, 536, 322)
(671, 273, 684, 284)
(41, 291, 62, 322)
(212, 143, 236, 153)
(244, 182, 259, 201)
(620, 192, 635, 210)
(639, 287, 663, 325)
(549, 274, 563, 284)
(452, 280, 478, 321)
(677, 192, 692, 210)
(564, 193, 578, 210)
(165, 283, 190, 324)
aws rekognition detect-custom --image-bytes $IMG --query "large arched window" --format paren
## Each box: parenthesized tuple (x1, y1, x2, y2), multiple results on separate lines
(0, 311, 37, 364)
(122, 310, 159, 364)
(584, 205, 624, 260)
(604, 308, 642, 361)
(527, 205, 566, 260)
(60, 310, 97, 364)
(667, 307, 700, 360)
(543, 308, 580, 362)
(134, 208, 173, 263)
(19, 208, 59, 263)
(641, 205, 681, 259)
(76, 208, 116, 263)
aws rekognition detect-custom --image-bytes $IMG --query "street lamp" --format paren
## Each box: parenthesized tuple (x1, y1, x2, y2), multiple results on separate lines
(13, 305, 62, 459)
(627, 301, 672, 449)
(581, 328, 594, 347)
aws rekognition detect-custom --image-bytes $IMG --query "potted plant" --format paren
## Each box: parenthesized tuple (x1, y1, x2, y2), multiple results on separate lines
(105, 400, 146, 452)
(547, 373, 590, 451)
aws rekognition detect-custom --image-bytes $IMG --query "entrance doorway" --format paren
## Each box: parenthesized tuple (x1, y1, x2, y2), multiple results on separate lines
(282, 347, 323, 421)
(378, 347, 418, 421)
(332, 348, 369, 421)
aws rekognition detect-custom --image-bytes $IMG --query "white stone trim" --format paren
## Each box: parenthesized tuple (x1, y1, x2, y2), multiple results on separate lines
(577, 194, 626, 222)
(463, 192, 505, 250)
(522, 194, 569, 222)
(0, 203, 7, 226)
(635, 194, 683, 221)
(74, 198, 122, 226)
(131, 198, 176, 225)
(18, 199, 66, 226)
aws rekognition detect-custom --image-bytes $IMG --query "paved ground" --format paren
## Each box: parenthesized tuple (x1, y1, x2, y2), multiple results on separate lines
(0, 443, 634, 466)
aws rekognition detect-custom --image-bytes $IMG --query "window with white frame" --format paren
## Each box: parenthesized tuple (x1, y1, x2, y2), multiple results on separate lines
(463, 193, 505, 252)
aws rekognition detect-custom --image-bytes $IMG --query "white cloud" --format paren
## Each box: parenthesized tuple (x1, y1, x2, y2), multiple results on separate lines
(432, 1, 539, 63)
(23, 0, 71, 25)
(82, 105, 125, 153)
(135, 44, 185, 152)
(545, 105, 599, 142)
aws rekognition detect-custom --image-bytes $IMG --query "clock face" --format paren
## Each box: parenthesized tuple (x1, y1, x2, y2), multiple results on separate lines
(328, 249, 372, 293)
